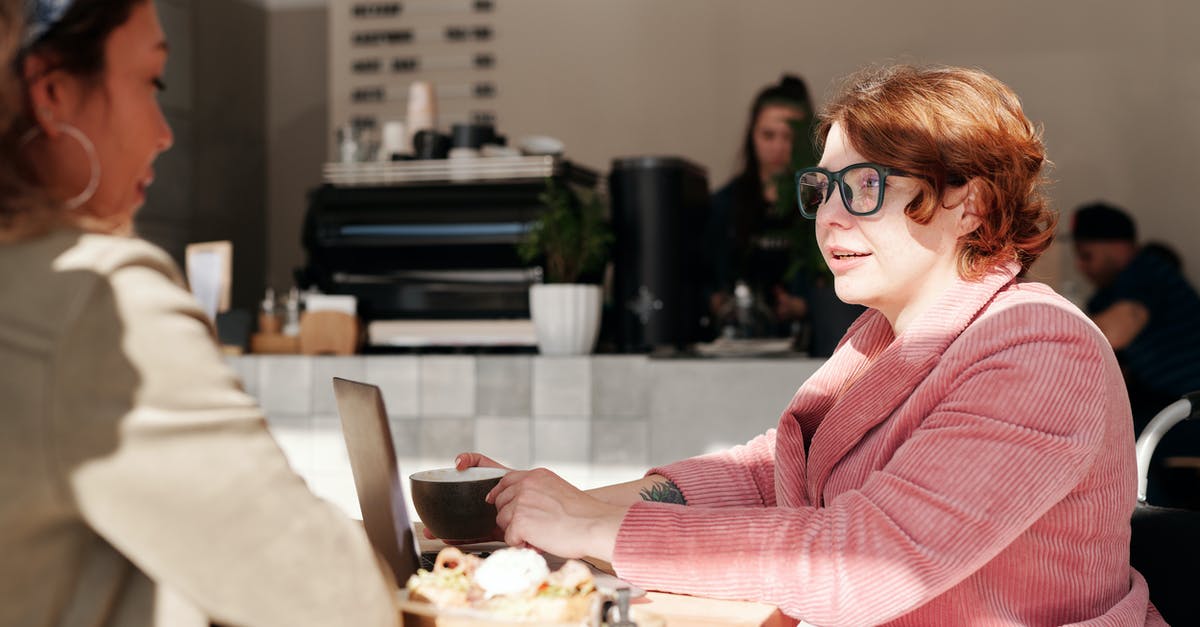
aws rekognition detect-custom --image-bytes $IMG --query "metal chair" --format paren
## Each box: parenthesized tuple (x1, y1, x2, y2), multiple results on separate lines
(1131, 391, 1200, 626)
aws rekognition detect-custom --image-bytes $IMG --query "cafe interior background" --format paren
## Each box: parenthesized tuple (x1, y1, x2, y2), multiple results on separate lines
(143, 0, 1200, 516)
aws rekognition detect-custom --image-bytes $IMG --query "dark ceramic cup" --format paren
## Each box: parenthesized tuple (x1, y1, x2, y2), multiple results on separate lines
(451, 122, 503, 149)
(410, 467, 507, 541)
(413, 129, 451, 159)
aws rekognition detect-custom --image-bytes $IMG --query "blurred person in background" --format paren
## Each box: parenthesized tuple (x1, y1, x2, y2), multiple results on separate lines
(1071, 202, 1200, 429)
(706, 74, 864, 353)
(706, 74, 814, 336)
(0, 1, 400, 625)
(1072, 201, 1200, 508)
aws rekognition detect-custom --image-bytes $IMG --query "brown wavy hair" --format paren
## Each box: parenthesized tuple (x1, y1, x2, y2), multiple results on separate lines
(0, 0, 48, 241)
(0, 0, 144, 241)
(0, 0, 17, 132)
(815, 65, 1056, 279)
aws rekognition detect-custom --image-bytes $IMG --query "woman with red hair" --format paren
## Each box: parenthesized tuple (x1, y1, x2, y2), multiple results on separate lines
(458, 66, 1161, 626)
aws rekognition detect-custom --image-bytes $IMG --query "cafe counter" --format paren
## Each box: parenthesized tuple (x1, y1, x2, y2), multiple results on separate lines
(225, 353, 823, 515)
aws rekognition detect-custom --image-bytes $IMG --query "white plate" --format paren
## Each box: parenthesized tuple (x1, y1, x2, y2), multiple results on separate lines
(693, 337, 797, 358)
(542, 553, 645, 599)
(517, 135, 565, 156)
(396, 589, 663, 627)
(397, 588, 586, 625)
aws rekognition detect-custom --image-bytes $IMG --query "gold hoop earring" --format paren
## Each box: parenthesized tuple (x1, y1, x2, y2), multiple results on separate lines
(20, 122, 101, 211)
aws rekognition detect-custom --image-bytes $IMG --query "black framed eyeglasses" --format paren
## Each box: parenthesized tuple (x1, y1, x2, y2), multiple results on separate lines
(795, 163, 907, 219)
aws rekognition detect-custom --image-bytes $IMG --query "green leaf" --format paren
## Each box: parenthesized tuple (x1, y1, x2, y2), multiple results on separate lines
(517, 177, 613, 284)
(775, 117, 829, 282)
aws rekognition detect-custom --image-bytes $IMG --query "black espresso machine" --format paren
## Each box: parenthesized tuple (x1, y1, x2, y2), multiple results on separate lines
(299, 157, 599, 327)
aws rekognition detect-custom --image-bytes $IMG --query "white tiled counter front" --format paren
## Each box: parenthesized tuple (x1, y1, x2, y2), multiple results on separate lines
(225, 354, 824, 518)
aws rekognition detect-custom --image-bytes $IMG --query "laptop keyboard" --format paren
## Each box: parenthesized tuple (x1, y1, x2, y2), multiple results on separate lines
(419, 549, 492, 571)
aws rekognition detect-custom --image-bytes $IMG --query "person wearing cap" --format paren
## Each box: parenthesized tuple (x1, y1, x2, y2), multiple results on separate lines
(1072, 202, 1200, 429)
(1072, 202, 1200, 508)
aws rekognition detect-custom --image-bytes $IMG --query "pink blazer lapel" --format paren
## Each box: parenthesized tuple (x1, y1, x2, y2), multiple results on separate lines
(774, 312, 891, 507)
(798, 264, 1021, 504)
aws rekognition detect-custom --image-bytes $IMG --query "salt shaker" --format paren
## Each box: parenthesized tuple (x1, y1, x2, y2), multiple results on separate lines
(337, 124, 358, 164)
(259, 286, 280, 334)
(282, 287, 302, 337)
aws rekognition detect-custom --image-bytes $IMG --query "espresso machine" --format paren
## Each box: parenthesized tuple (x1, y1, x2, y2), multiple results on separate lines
(299, 156, 598, 346)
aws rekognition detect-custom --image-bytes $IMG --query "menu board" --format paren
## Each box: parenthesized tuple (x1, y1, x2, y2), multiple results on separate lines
(329, 0, 499, 140)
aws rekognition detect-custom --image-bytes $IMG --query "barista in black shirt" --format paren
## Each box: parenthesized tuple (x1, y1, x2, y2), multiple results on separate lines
(707, 75, 812, 337)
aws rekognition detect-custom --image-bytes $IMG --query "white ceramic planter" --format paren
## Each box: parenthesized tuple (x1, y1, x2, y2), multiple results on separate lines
(529, 284, 602, 356)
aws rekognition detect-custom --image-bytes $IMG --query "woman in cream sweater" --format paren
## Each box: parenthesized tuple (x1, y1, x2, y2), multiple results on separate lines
(0, 2, 399, 625)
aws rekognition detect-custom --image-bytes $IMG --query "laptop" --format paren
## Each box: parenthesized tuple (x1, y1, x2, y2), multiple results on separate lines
(332, 377, 425, 585)
(333, 377, 642, 598)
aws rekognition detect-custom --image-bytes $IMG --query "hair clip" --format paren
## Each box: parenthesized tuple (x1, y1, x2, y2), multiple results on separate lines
(23, 0, 76, 49)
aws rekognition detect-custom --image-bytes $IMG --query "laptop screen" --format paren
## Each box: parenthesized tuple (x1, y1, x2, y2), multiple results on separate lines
(332, 377, 422, 585)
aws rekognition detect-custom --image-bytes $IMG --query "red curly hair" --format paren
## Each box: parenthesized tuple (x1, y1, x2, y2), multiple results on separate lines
(815, 65, 1056, 279)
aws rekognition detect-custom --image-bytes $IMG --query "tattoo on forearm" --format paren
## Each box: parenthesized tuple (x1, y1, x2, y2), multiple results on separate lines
(639, 481, 687, 505)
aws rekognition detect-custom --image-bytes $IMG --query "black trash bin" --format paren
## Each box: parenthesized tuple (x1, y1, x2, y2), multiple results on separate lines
(608, 156, 709, 353)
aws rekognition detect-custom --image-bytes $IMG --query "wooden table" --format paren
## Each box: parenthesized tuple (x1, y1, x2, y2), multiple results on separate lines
(409, 530, 789, 626)
(632, 591, 790, 627)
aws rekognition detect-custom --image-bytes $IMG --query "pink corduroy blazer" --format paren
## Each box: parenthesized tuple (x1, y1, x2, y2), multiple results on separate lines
(612, 264, 1163, 626)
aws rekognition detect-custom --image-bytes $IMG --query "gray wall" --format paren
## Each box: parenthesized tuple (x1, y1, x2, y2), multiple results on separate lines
(137, 0, 193, 275)
(266, 6, 328, 297)
(140, 0, 267, 311)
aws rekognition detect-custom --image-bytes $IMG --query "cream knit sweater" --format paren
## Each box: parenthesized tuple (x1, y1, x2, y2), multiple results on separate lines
(0, 230, 398, 627)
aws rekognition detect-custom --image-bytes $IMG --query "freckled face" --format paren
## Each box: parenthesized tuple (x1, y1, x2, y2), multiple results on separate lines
(814, 122, 970, 328)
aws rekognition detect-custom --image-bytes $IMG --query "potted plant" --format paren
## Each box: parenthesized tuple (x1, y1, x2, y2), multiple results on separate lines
(517, 177, 613, 355)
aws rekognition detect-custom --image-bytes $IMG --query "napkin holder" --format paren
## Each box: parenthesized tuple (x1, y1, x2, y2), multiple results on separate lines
(299, 310, 360, 355)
